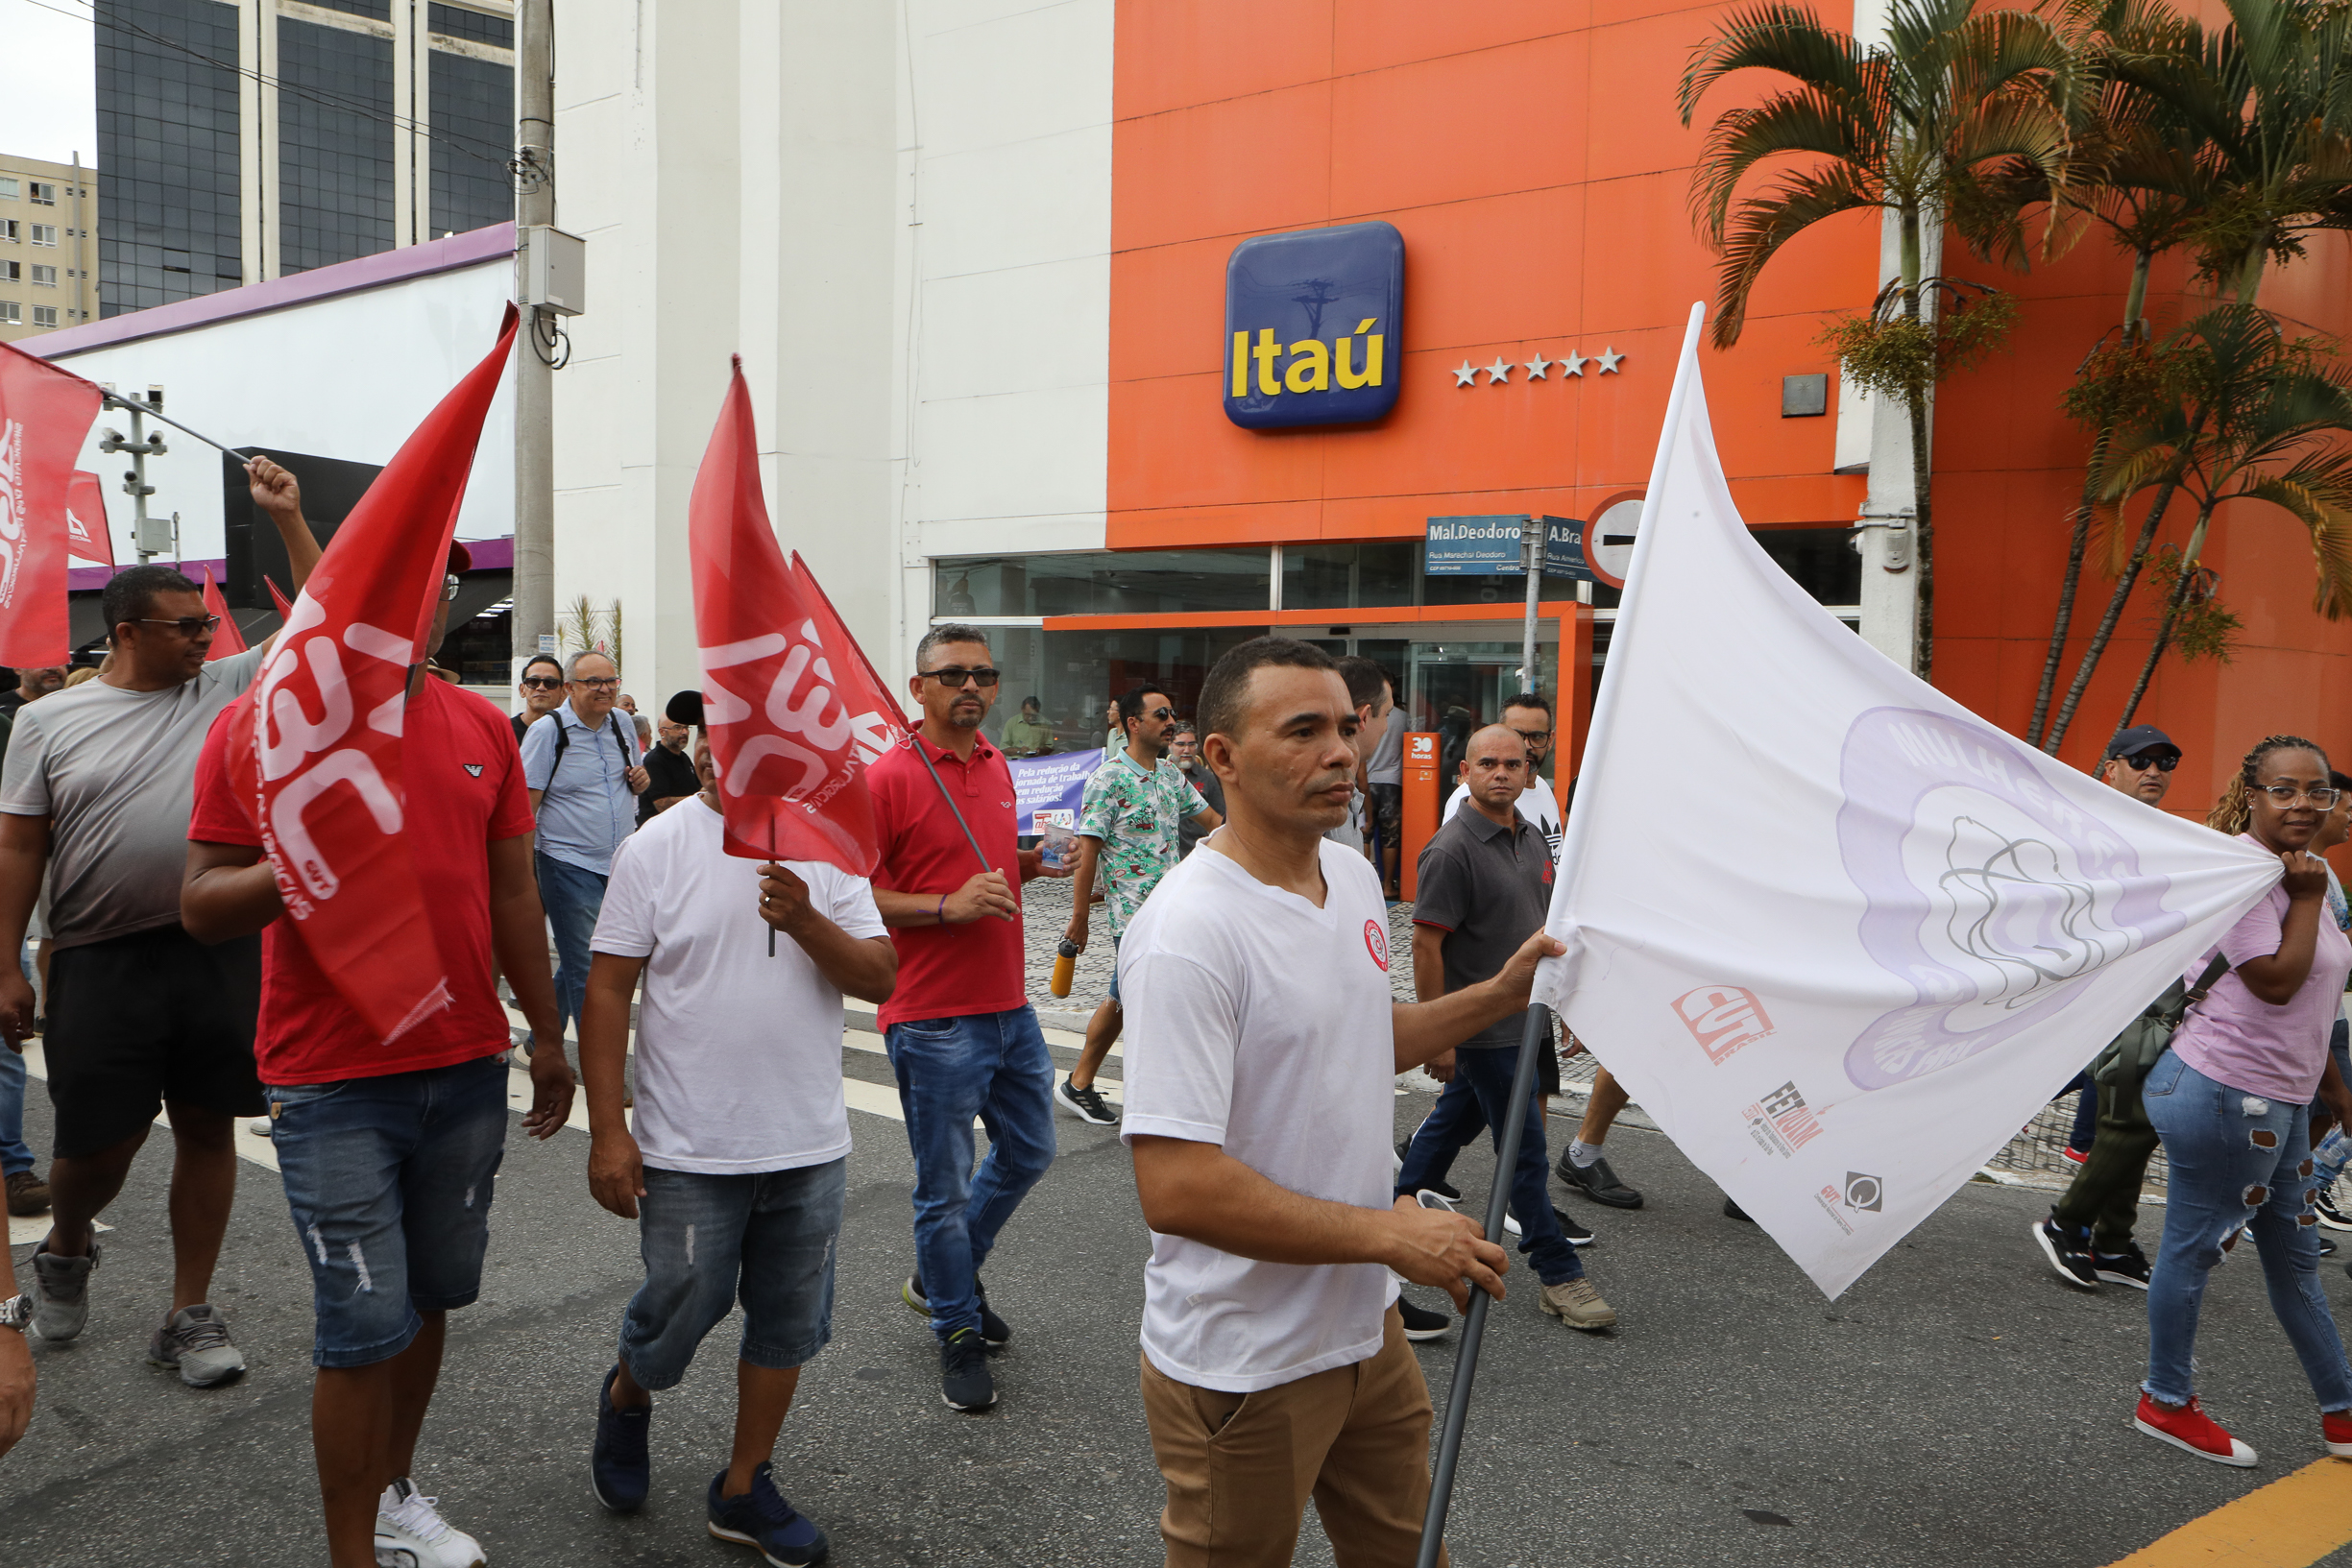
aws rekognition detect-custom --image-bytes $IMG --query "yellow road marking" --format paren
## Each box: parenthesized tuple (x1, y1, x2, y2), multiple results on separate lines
(2106, 1459, 2352, 1566)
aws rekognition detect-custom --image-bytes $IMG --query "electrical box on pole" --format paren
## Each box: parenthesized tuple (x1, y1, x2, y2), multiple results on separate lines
(518, 225, 585, 317)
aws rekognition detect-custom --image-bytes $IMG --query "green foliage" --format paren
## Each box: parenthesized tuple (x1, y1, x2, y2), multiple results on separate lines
(2146, 546, 2241, 661)
(1818, 281, 2020, 404)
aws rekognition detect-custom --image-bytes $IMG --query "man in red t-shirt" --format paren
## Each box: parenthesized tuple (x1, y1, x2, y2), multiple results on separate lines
(865, 623, 1064, 1414)
(181, 546, 572, 1568)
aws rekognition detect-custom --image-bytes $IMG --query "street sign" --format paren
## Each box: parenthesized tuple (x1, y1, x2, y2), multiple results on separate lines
(1588, 496, 1643, 588)
(1540, 517, 1589, 580)
(1426, 515, 1592, 580)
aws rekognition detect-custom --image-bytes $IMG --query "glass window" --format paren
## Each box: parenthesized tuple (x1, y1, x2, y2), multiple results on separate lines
(428, 3, 514, 47)
(935, 549, 1271, 617)
(31, 305, 57, 327)
(1753, 527, 1861, 605)
(0, 302, 19, 325)
(0, 262, 15, 281)
(0, 221, 15, 240)
(429, 47, 515, 237)
(96, 0, 243, 317)
(29, 265, 54, 287)
(278, 16, 395, 275)
(28, 182, 56, 205)
(29, 226, 55, 246)
(0, 179, 15, 200)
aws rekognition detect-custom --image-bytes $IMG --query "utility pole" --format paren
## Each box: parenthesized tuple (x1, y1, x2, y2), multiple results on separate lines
(511, 0, 556, 681)
(1517, 513, 1543, 696)
(97, 398, 171, 562)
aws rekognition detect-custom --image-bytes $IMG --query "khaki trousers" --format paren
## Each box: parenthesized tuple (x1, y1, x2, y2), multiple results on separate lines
(1139, 1306, 1448, 1568)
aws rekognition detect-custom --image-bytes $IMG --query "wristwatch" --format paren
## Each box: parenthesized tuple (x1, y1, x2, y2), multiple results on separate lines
(0, 1293, 30, 1333)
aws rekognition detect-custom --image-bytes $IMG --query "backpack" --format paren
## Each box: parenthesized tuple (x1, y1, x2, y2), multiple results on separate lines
(547, 710, 634, 779)
(2089, 952, 2233, 1092)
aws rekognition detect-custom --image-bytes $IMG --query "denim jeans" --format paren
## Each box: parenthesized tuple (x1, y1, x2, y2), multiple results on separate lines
(619, 1158, 846, 1389)
(1395, 1046, 1581, 1287)
(535, 852, 607, 1034)
(0, 1044, 31, 1178)
(883, 1006, 1057, 1340)
(268, 1054, 509, 1368)
(2142, 1049, 2352, 1411)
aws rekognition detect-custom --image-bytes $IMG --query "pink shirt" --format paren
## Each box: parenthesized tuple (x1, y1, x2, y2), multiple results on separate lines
(2170, 835, 2351, 1104)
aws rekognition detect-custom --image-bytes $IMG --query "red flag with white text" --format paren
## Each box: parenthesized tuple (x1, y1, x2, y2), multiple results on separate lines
(243, 307, 518, 1047)
(688, 358, 899, 873)
(790, 551, 910, 753)
(66, 470, 112, 567)
(202, 566, 248, 660)
(0, 343, 103, 666)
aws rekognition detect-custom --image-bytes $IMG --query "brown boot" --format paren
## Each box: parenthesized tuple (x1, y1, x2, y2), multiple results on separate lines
(6, 1169, 51, 1217)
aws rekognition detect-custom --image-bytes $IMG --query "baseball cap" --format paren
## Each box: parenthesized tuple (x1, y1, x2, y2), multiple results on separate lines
(2106, 725, 2181, 764)
(665, 689, 705, 728)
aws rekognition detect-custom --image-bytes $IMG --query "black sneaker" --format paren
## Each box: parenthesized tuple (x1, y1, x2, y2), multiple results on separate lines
(1054, 1076, 1118, 1125)
(1555, 1152, 1644, 1209)
(591, 1365, 651, 1513)
(707, 1459, 829, 1566)
(902, 1273, 1010, 1347)
(1552, 1206, 1596, 1246)
(1396, 1142, 1462, 1204)
(940, 1328, 996, 1411)
(2094, 1238, 2152, 1290)
(1722, 1196, 1754, 1222)
(2318, 1185, 2352, 1232)
(2032, 1217, 2099, 1290)
(1396, 1296, 1453, 1340)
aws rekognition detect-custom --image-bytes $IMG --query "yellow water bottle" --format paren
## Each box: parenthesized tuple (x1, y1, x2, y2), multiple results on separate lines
(1051, 939, 1079, 998)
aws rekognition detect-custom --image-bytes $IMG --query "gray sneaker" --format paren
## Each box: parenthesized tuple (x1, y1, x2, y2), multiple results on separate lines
(148, 1303, 247, 1387)
(30, 1242, 98, 1341)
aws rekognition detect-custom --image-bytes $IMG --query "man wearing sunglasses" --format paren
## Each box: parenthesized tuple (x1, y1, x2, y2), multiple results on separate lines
(2031, 724, 2188, 1293)
(1059, 686, 1223, 1127)
(0, 455, 320, 1390)
(512, 654, 568, 744)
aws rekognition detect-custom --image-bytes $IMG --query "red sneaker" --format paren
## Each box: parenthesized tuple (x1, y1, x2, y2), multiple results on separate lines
(2136, 1394, 2258, 1467)
(2325, 1409, 2352, 1459)
(2061, 1146, 2089, 1166)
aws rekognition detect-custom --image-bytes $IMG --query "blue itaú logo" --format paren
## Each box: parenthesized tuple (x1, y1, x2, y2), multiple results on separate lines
(1224, 221, 1404, 430)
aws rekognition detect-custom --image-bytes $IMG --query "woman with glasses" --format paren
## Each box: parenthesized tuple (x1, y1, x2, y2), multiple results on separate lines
(2132, 735, 2352, 1468)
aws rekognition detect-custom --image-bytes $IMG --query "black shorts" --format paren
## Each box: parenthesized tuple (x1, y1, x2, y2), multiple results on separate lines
(45, 924, 264, 1156)
(1538, 1027, 1561, 1098)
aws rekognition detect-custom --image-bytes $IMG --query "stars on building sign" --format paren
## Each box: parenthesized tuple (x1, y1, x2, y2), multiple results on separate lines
(1448, 348, 1625, 386)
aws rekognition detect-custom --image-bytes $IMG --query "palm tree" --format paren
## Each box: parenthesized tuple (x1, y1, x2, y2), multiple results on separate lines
(2047, 306, 2352, 745)
(1681, 0, 2078, 680)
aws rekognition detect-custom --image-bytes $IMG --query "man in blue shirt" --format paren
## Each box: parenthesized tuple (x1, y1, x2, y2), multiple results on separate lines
(521, 651, 647, 1039)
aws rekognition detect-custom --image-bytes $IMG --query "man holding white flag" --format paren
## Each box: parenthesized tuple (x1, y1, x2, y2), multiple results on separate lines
(1530, 304, 2283, 1300)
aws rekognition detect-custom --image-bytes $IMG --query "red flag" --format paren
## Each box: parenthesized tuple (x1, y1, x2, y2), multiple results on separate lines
(0, 343, 103, 666)
(245, 307, 519, 1047)
(265, 574, 295, 621)
(201, 567, 248, 660)
(65, 470, 112, 567)
(790, 550, 910, 756)
(688, 358, 896, 874)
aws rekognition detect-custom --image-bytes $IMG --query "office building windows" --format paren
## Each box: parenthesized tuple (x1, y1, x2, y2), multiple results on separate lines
(31, 305, 57, 327)
(429, 47, 514, 237)
(427, 3, 512, 47)
(30, 265, 55, 286)
(278, 16, 395, 274)
(97, 0, 242, 316)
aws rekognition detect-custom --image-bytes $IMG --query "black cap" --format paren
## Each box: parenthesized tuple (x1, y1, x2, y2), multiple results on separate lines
(665, 689, 705, 727)
(2106, 725, 2181, 763)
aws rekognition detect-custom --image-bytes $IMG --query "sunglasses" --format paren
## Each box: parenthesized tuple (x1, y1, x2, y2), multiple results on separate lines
(922, 666, 1001, 688)
(133, 615, 222, 638)
(1140, 706, 1176, 722)
(520, 676, 562, 690)
(2113, 751, 2177, 772)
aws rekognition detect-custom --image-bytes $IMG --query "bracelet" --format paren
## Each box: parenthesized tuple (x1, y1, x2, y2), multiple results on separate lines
(937, 894, 948, 925)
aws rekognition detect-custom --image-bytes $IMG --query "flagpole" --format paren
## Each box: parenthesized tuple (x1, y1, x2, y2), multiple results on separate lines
(1415, 1002, 1551, 1568)
(907, 730, 993, 875)
(100, 391, 242, 458)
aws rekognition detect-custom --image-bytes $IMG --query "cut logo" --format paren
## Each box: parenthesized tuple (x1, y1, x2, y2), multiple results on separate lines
(1672, 984, 1775, 1064)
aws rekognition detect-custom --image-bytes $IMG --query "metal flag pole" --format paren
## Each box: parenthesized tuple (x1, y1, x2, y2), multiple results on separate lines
(100, 391, 241, 457)
(1416, 1000, 1552, 1568)
(907, 729, 994, 875)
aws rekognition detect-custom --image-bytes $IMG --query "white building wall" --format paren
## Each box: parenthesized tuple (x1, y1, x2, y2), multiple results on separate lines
(44, 259, 517, 564)
(549, 0, 1113, 705)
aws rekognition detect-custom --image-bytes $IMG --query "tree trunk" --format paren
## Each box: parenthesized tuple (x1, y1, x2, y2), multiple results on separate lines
(2235, 234, 2269, 306)
(2122, 248, 2152, 346)
(2044, 473, 2183, 752)
(2114, 503, 2217, 736)
(2030, 435, 2105, 749)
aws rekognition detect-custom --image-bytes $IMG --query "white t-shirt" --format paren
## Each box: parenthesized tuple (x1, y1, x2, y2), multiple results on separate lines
(1444, 779, 1562, 856)
(591, 796, 887, 1174)
(1118, 836, 1399, 1393)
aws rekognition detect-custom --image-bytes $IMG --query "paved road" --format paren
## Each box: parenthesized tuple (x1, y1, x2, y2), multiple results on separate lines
(7, 1005, 2352, 1568)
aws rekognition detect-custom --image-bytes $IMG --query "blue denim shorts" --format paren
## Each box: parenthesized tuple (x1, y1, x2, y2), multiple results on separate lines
(268, 1054, 508, 1368)
(618, 1158, 847, 1390)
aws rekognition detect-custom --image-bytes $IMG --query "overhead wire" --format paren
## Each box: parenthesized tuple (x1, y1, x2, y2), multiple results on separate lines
(12, 0, 526, 180)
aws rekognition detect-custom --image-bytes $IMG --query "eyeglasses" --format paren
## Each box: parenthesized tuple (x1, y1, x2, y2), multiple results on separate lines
(133, 615, 221, 638)
(441, 573, 462, 602)
(572, 676, 620, 691)
(2114, 751, 2177, 772)
(520, 675, 562, 690)
(1512, 728, 1553, 745)
(2256, 784, 2344, 808)
(922, 666, 1000, 688)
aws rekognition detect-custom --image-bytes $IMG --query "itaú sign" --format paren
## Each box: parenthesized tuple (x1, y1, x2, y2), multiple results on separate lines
(1223, 220, 1404, 430)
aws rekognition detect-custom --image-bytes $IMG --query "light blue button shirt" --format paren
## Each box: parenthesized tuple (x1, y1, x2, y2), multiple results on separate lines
(520, 699, 643, 876)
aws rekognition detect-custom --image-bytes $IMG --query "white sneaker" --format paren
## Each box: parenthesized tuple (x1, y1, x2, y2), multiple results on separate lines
(245, 1117, 273, 1138)
(375, 1478, 485, 1568)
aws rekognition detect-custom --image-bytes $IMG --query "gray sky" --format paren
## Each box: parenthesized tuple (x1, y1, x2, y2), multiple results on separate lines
(3, 0, 99, 167)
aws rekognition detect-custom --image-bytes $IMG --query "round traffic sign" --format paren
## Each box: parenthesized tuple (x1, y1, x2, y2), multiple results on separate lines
(1587, 495, 1644, 589)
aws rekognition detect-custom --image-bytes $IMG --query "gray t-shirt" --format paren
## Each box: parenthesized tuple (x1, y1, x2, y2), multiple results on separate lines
(1367, 707, 1407, 785)
(1411, 804, 1552, 1048)
(0, 648, 266, 949)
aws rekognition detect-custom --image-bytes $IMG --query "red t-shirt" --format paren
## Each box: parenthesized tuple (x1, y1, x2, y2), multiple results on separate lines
(867, 731, 1026, 1027)
(188, 678, 536, 1085)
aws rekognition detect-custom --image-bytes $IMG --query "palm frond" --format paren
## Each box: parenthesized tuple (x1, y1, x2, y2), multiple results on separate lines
(1688, 89, 1886, 240)
(1710, 166, 1884, 347)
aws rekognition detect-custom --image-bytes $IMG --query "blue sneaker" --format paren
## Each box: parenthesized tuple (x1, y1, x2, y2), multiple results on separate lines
(708, 1461, 828, 1566)
(591, 1365, 650, 1513)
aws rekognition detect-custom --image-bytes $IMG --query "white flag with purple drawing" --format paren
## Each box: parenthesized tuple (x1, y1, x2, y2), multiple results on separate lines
(1533, 305, 2281, 1298)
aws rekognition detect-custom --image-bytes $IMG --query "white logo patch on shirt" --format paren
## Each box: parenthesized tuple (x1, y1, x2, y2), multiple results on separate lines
(463, 763, 484, 778)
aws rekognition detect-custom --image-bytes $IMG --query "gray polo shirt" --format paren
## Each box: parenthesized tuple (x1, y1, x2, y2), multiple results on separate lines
(1412, 802, 1554, 1048)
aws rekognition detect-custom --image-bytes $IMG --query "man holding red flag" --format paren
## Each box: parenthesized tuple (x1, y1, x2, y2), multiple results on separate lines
(0, 455, 315, 1393)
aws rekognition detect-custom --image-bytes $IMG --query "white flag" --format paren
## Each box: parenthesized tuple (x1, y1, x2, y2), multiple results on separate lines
(1534, 304, 2280, 1298)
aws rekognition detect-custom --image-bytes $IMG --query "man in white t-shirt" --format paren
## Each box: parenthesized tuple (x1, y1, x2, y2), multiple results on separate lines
(1121, 637, 1561, 1566)
(578, 695, 895, 1568)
